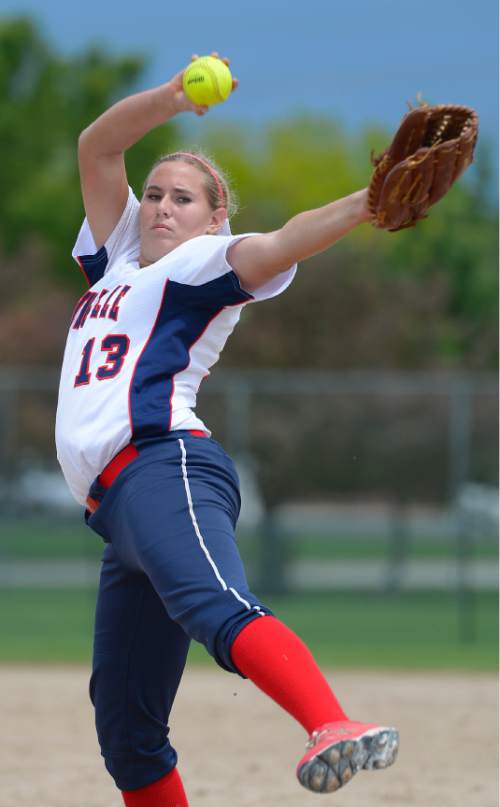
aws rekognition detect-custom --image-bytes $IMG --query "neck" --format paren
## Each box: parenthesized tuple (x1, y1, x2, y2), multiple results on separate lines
(138, 253, 153, 268)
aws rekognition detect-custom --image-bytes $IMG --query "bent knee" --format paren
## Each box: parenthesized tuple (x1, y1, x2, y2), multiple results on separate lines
(171, 589, 272, 672)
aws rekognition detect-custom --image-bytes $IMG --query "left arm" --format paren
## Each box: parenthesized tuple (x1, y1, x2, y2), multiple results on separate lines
(228, 188, 371, 293)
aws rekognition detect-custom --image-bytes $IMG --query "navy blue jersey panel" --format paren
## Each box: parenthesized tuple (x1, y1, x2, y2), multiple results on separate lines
(130, 273, 250, 443)
(78, 246, 109, 287)
(225, 270, 254, 303)
(173, 270, 254, 308)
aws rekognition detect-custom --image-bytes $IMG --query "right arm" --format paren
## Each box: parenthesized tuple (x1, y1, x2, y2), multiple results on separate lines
(77, 64, 210, 249)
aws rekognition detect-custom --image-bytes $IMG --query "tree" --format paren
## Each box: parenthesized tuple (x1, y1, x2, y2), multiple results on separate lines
(0, 17, 497, 369)
(0, 16, 178, 285)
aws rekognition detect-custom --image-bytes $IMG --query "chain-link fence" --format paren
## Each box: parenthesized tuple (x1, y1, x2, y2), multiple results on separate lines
(0, 368, 497, 643)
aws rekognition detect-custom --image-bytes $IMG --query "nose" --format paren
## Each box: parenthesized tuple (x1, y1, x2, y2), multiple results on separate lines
(158, 196, 173, 218)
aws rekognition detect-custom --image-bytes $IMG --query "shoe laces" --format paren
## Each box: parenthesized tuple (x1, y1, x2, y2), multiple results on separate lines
(306, 727, 330, 749)
(306, 722, 355, 749)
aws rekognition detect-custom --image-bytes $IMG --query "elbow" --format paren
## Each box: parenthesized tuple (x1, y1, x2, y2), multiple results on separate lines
(78, 127, 89, 144)
(77, 127, 118, 161)
(78, 127, 95, 156)
(78, 127, 123, 160)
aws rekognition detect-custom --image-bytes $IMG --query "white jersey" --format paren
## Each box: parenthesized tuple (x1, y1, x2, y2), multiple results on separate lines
(55, 186, 296, 506)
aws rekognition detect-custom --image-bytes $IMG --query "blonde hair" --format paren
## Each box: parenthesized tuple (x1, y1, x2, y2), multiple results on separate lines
(142, 150, 239, 219)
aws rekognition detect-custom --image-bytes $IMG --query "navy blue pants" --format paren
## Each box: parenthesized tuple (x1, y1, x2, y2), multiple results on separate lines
(86, 432, 271, 791)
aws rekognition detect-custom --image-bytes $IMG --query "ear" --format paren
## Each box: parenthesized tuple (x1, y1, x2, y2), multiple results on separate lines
(205, 207, 228, 235)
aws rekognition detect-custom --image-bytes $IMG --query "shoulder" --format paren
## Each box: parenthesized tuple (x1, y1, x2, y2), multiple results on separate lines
(166, 234, 242, 286)
(72, 186, 140, 286)
(166, 232, 297, 302)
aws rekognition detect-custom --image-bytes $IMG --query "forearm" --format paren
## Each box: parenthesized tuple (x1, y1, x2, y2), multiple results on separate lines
(278, 189, 371, 265)
(79, 81, 178, 156)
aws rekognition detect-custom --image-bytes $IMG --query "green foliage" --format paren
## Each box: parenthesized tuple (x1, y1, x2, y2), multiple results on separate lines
(193, 115, 372, 233)
(198, 120, 497, 369)
(0, 16, 178, 283)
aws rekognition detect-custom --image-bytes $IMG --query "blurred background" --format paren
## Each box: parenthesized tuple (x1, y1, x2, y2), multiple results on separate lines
(0, 0, 497, 674)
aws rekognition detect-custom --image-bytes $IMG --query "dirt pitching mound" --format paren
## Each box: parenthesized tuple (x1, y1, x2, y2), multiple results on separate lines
(1, 666, 497, 806)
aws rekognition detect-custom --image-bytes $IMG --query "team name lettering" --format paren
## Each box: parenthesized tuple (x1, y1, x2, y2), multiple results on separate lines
(72, 285, 131, 329)
(89, 288, 110, 319)
(109, 285, 131, 321)
(72, 291, 98, 329)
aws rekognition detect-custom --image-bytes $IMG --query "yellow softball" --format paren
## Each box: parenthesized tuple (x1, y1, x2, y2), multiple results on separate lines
(182, 56, 233, 107)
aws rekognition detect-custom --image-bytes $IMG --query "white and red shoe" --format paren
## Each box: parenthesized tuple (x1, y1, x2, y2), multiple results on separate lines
(297, 720, 399, 794)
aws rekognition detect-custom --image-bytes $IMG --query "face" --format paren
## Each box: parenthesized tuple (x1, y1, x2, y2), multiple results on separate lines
(138, 161, 226, 267)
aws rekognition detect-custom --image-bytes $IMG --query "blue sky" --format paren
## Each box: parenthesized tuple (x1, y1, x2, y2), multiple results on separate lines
(1, 0, 498, 154)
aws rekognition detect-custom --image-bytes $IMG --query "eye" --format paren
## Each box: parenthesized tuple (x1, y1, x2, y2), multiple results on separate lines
(147, 193, 161, 201)
(176, 196, 192, 204)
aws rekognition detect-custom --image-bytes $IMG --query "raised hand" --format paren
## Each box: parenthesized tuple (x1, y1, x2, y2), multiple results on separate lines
(168, 52, 239, 117)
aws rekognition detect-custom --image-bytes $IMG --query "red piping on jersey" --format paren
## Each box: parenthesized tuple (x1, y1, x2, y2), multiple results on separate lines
(75, 256, 91, 287)
(128, 278, 171, 436)
(166, 299, 248, 432)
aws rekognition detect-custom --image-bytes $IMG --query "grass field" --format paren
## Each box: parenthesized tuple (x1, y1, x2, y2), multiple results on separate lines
(0, 587, 496, 670)
(1, 516, 497, 670)
(0, 519, 103, 560)
(1, 517, 497, 560)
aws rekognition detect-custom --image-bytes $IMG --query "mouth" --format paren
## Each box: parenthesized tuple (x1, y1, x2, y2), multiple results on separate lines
(152, 224, 173, 232)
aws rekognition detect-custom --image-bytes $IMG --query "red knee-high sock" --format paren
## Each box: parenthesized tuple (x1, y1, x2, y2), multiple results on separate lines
(122, 768, 188, 807)
(230, 615, 348, 734)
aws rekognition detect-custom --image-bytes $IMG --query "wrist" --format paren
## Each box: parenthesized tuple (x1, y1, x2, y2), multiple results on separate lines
(353, 189, 371, 225)
(156, 80, 180, 116)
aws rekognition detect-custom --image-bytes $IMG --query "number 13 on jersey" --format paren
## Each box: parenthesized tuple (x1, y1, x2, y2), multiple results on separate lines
(74, 334, 130, 387)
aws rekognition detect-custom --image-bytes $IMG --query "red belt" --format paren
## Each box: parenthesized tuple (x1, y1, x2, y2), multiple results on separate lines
(86, 431, 208, 514)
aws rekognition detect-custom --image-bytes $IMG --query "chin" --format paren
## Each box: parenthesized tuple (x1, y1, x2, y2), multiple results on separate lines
(155, 244, 176, 259)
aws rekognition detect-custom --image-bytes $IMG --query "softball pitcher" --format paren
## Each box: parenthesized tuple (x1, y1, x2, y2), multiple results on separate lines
(55, 55, 399, 805)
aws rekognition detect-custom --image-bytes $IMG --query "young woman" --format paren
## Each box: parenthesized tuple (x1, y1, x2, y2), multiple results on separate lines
(55, 54, 398, 805)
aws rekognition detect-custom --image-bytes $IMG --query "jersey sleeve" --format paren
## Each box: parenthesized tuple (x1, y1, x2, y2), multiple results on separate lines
(228, 234, 297, 302)
(72, 186, 140, 286)
(170, 232, 297, 303)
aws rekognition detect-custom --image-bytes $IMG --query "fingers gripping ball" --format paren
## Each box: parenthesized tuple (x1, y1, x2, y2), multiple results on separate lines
(183, 56, 233, 106)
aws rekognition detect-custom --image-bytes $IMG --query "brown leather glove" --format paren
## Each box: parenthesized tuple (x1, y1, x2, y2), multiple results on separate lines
(368, 103, 478, 231)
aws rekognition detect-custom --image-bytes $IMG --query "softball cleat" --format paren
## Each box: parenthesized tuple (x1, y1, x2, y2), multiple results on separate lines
(296, 720, 399, 794)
